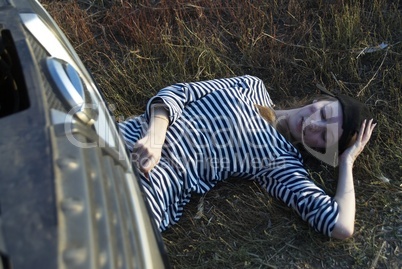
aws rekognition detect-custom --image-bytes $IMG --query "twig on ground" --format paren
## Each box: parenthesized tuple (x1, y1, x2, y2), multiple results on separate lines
(358, 49, 389, 97)
(370, 241, 386, 269)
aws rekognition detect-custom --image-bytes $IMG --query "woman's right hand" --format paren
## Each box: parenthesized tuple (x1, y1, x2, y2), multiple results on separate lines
(134, 104, 170, 178)
(134, 132, 164, 178)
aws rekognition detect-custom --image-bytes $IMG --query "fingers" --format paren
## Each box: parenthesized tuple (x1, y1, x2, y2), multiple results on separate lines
(369, 119, 377, 132)
(357, 119, 367, 142)
(135, 153, 159, 177)
(133, 154, 157, 179)
(357, 119, 376, 146)
(360, 119, 377, 143)
(139, 157, 154, 179)
(132, 137, 162, 179)
(335, 119, 376, 165)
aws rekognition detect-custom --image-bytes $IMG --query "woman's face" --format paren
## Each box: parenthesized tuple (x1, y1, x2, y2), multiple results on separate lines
(289, 100, 343, 149)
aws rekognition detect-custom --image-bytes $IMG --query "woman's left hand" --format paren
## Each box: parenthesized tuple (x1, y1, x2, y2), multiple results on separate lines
(339, 119, 377, 166)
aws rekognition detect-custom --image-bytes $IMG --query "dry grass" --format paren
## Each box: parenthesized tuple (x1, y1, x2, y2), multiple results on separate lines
(40, 0, 401, 268)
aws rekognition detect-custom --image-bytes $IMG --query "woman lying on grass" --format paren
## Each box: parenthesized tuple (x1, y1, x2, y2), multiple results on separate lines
(119, 75, 376, 240)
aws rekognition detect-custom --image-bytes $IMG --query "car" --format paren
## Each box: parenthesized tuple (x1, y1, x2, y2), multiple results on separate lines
(0, 0, 170, 268)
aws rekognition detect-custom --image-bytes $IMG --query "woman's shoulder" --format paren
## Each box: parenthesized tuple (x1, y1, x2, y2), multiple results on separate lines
(238, 75, 265, 87)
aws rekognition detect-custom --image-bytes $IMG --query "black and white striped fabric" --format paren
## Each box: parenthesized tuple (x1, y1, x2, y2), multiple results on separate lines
(119, 75, 339, 237)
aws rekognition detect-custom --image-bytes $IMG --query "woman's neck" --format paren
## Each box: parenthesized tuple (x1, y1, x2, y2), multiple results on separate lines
(274, 110, 289, 134)
(274, 109, 298, 143)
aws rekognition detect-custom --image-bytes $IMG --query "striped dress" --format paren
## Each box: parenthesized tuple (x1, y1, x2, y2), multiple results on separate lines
(119, 75, 339, 237)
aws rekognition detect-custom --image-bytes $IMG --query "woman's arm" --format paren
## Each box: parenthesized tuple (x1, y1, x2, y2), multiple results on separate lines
(331, 119, 377, 239)
(256, 119, 376, 238)
(134, 104, 169, 177)
(331, 161, 355, 239)
(144, 75, 272, 125)
(134, 76, 271, 176)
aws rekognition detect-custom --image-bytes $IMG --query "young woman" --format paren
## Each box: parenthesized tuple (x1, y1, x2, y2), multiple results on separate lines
(119, 75, 376, 240)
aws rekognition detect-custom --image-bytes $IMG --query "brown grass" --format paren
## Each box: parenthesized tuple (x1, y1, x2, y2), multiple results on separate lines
(41, 0, 401, 268)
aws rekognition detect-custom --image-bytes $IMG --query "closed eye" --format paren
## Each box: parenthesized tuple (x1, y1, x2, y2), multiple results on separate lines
(321, 108, 327, 143)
